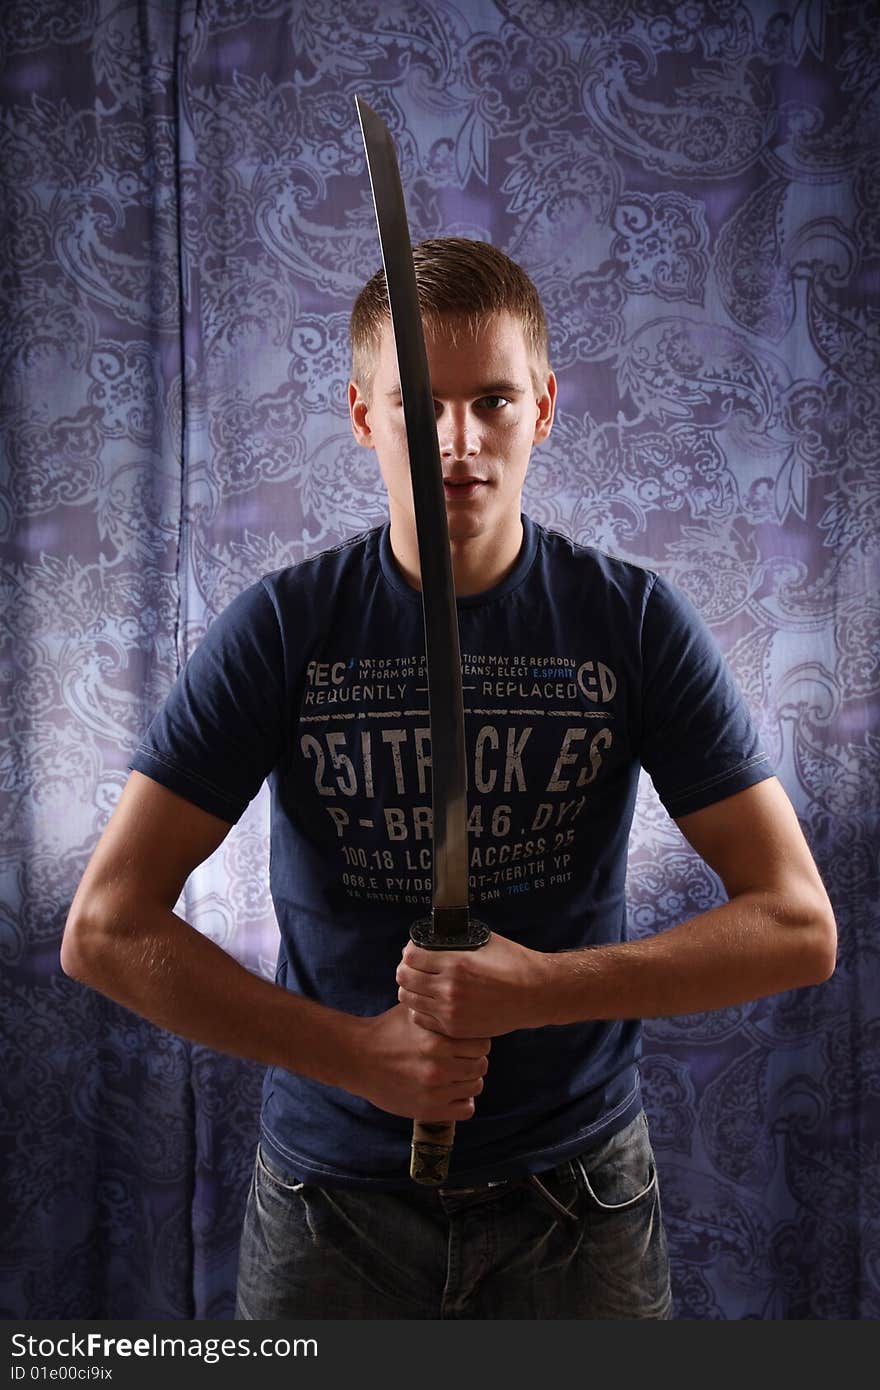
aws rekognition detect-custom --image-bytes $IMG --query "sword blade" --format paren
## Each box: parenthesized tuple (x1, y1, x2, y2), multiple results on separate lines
(357, 96, 491, 1186)
(356, 96, 470, 923)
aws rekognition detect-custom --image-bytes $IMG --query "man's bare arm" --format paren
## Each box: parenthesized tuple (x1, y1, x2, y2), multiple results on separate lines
(396, 778, 837, 1034)
(62, 771, 490, 1121)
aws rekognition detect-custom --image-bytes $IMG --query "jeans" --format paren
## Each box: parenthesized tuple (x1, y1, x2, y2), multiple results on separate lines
(234, 1109, 673, 1320)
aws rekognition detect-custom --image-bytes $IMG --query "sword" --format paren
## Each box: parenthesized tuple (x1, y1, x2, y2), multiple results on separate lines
(356, 95, 490, 1185)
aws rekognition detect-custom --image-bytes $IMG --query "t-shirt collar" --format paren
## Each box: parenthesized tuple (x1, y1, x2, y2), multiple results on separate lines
(378, 514, 538, 606)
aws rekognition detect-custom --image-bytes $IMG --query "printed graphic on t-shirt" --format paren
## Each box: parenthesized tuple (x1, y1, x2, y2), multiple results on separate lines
(298, 650, 617, 908)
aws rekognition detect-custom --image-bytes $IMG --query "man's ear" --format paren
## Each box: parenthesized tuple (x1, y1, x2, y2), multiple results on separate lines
(349, 380, 373, 447)
(533, 370, 557, 445)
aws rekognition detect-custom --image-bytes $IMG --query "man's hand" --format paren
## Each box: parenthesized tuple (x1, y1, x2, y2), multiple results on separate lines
(63, 774, 490, 1108)
(351, 1004, 491, 1121)
(396, 932, 552, 1038)
(394, 780, 835, 1035)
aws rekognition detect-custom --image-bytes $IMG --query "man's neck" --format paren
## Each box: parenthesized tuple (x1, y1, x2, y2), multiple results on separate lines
(389, 516, 524, 597)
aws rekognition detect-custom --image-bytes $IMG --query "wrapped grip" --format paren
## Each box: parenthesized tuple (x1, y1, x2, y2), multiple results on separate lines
(410, 1121, 456, 1184)
(408, 912, 490, 1185)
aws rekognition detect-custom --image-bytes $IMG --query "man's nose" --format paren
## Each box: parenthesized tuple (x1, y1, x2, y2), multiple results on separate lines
(437, 405, 479, 459)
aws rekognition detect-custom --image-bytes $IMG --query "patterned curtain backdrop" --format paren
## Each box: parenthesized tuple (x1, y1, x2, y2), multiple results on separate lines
(1, 0, 877, 1319)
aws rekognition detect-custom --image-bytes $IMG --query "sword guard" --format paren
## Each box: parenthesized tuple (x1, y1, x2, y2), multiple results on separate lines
(409, 912, 490, 951)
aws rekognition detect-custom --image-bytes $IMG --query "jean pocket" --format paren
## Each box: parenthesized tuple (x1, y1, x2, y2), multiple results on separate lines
(574, 1113, 658, 1213)
(256, 1143, 305, 1194)
(576, 1154, 656, 1211)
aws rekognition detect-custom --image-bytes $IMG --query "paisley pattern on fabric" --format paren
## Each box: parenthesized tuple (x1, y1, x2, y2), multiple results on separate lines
(1, 0, 877, 1318)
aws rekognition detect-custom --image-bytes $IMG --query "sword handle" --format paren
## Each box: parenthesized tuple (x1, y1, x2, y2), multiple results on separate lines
(408, 912, 491, 1185)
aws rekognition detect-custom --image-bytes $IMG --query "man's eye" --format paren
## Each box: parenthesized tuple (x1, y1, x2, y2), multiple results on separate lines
(481, 396, 509, 410)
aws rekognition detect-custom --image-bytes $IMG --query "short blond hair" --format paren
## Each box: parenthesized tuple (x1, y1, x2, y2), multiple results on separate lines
(350, 237, 551, 398)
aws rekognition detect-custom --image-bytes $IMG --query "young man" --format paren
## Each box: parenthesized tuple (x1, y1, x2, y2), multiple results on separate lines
(62, 239, 836, 1320)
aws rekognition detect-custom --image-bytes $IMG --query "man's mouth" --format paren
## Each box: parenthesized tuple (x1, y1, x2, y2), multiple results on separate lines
(443, 477, 486, 498)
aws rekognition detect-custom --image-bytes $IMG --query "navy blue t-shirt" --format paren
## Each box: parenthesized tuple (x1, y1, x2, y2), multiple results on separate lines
(130, 516, 772, 1188)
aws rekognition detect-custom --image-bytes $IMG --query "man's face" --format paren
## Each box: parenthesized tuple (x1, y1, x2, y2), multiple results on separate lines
(349, 311, 556, 549)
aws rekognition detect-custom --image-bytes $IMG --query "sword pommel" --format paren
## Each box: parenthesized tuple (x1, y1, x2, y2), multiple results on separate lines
(410, 1123, 456, 1185)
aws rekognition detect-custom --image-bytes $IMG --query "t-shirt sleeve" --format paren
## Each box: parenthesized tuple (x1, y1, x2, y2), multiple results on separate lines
(639, 574, 772, 818)
(128, 579, 285, 823)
